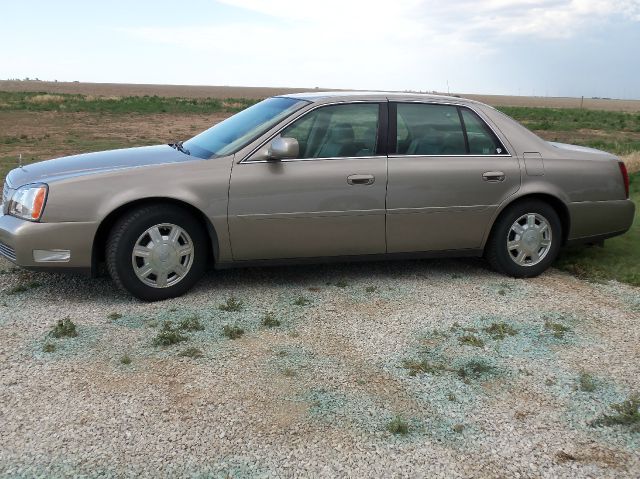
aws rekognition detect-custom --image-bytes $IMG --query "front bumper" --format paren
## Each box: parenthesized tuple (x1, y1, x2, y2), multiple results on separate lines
(0, 213, 97, 273)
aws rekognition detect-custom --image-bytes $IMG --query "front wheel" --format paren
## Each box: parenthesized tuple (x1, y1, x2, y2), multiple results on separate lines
(486, 200, 562, 278)
(106, 205, 208, 301)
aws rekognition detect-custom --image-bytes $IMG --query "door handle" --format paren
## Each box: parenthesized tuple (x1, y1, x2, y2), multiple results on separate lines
(347, 174, 375, 185)
(482, 171, 505, 182)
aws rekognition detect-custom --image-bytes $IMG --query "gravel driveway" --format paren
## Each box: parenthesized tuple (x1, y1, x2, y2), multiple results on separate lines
(0, 256, 639, 478)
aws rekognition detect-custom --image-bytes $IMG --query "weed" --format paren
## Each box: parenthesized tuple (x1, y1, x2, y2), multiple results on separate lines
(261, 312, 281, 327)
(544, 318, 572, 339)
(457, 359, 494, 380)
(108, 312, 123, 321)
(222, 324, 244, 340)
(334, 280, 349, 288)
(447, 393, 457, 402)
(591, 394, 640, 431)
(7, 285, 28, 295)
(452, 424, 465, 433)
(120, 354, 132, 365)
(402, 359, 446, 376)
(178, 315, 204, 332)
(42, 342, 56, 353)
(219, 296, 243, 312)
(365, 286, 377, 293)
(178, 347, 204, 358)
(49, 318, 78, 338)
(578, 372, 597, 392)
(484, 322, 518, 340)
(386, 416, 409, 435)
(283, 368, 296, 377)
(152, 321, 187, 346)
(293, 295, 310, 306)
(555, 451, 577, 462)
(458, 334, 485, 348)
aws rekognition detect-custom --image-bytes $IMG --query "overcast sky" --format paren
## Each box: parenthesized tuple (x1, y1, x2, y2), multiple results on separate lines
(2, 0, 639, 98)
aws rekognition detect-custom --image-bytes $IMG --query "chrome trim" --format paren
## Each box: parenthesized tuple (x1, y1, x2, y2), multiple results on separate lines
(242, 155, 386, 164)
(0, 241, 17, 262)
(240, 99, 512, 164)
(240, 100, 383, 164)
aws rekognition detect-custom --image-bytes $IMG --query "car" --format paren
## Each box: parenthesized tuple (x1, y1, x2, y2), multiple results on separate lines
(0, 92, 634, 300)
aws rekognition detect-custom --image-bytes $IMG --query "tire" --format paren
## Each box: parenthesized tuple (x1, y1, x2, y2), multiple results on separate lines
(106, 205, 208, 301)
(485, 200, 562, 278)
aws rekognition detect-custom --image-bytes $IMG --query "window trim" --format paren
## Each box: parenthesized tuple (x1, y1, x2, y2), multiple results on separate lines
(389, 101, 512, 157)
(240, 100, 388, 164)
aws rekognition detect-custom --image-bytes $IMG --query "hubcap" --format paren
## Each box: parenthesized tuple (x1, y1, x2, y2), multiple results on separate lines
(506, 213, 552, 267)
(131, 223, 194, 288)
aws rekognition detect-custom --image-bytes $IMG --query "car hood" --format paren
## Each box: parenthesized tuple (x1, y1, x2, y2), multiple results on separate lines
(6, 145, 193, 187)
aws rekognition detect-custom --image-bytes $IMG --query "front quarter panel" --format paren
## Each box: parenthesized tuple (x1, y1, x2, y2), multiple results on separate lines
(42, 156, 234, 262)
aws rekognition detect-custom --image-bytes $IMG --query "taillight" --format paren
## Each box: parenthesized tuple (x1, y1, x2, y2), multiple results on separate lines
(619, 162, 629, 199)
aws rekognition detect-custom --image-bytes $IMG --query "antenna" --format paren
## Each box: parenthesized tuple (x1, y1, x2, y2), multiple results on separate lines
(19, 153, 22, 168)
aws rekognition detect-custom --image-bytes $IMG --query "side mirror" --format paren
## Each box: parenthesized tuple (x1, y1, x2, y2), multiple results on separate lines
(268, 137, 299, 160)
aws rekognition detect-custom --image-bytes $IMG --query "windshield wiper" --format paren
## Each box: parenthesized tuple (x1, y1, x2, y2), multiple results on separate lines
(170, 140, 190, 155)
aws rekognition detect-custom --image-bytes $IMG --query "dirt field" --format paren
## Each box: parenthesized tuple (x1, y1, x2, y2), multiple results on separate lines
(3, 80, 640, 112)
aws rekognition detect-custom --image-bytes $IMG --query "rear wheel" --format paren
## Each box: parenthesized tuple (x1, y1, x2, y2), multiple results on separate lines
(106, 205, 207, 301)
(486, 200, 562, 278)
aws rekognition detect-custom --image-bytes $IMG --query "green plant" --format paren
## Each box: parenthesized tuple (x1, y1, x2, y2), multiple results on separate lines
(592, 394, 640, 430)
(42, 342, 55, 353)
(120, 354, 132, 365)
(578, 372, 597, 392)
(293, 295, 310, 306)
(222, 324, 244, 340)
(108, 312, 123, 320)
(178, 315, 204, 331)
(386, 416, 409, 435)
(261, 312, 281, 327)
(49, 318, 78, 338)
(178, 347, 204, 358)
(544, 319, 572, 339)
(219, 296, 243, 312)
(484, 322, 517, 340)
(365, 286, 377, 293)
(402, 359, 445, 376)
(458, 334, 484, 348)
(457, 359, 494, 380)
(152, 321, 187, 346)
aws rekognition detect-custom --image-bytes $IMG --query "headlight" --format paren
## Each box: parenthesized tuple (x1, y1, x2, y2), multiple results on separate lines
(8, 183, 48, 221)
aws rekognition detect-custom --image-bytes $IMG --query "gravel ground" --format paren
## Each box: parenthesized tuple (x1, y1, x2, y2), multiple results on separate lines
(0, 256, 639, 478)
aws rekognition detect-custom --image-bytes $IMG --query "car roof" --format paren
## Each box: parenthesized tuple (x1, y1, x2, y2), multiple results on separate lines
(278, 90, 481, 106)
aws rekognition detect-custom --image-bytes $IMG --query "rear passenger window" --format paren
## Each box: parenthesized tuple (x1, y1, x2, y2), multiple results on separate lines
(396, 104, 466, 155)
(460, 108, 506, 155)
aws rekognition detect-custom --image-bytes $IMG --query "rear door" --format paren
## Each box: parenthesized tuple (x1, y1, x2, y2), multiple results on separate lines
(386, 102, 521, 253)
(228, 102, 388, 261)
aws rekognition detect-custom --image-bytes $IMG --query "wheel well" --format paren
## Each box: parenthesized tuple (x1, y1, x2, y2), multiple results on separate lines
(91, 198, 218, 276)
(491, 193, 570, 246)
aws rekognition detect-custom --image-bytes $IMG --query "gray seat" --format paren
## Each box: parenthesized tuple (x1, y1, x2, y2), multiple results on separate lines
(316, 123, 355, 158)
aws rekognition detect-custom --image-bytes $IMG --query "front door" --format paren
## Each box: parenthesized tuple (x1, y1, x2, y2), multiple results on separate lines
(386, 102, 521, 253)
(228, 102, 388, 261)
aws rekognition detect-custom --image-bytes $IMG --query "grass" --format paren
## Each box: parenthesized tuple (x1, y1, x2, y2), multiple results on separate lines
(458, 334, 485, 348)
(292, 295, 310, 306)
(178, 347, 204, 358)
(555, 173, 640, 287)
(178, 315, 205, 332)
(402, 358, 446, 376)
(49, 318, 78, 338)
(219, 296, 243, 312)
(484, 322, 518, 340)
(261, 312, 281, 327)
(120, 354, 132, 365)
(457, 359, 495, 380)
(365, 286, 377, 293)
(578, 372, 597, 392)
(386, 416, 410, 435)
(42, 342, 56, 353)
(108, 312, 123, 321)
(222, 324, 244, 340)
(591, 394, 640, 431)
(152, 321, 188, 346)
(544, 318, 572, 339)
(0, 91, 258, 115)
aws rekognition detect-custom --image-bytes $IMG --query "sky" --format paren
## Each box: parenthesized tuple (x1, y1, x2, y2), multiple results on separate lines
(1, 0, 639, 99)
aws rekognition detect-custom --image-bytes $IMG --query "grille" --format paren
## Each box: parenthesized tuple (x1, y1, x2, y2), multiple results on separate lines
(0, 241, 17, 262)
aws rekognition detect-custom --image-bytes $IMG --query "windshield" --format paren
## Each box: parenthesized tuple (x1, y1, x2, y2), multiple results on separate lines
(184, 97, 308, 158)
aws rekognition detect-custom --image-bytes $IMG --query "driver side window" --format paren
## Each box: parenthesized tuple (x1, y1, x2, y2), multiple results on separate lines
(281, 103, 379, 159)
